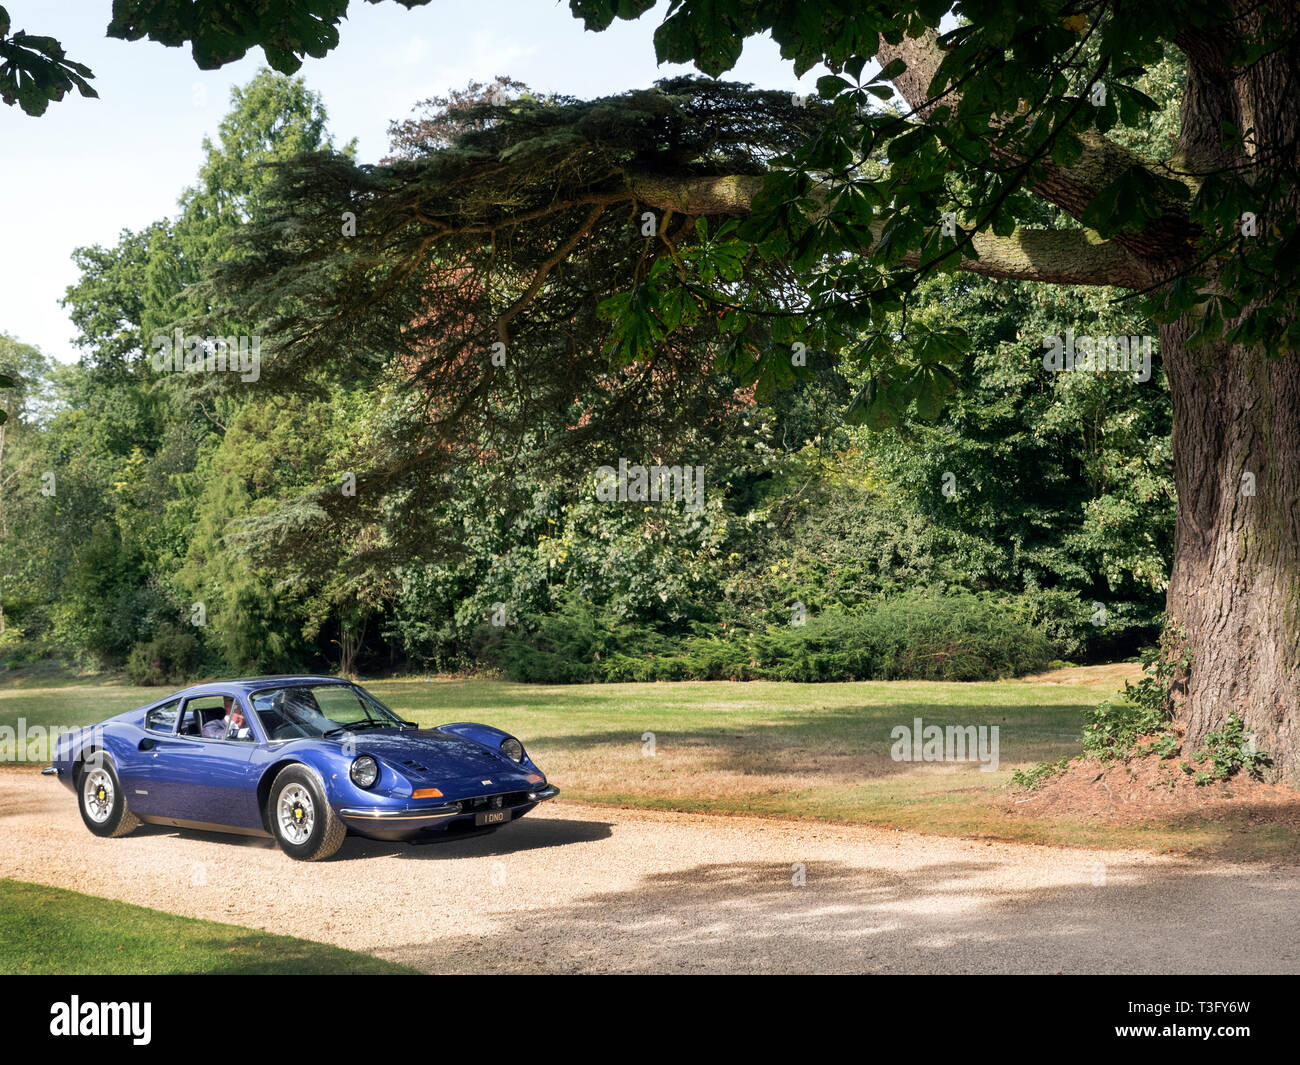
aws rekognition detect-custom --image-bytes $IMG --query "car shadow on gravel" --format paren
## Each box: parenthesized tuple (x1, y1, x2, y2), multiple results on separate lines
(119, 814, 612, 861)
(336, 814, 614, 861)
(129, 823, 280, 850)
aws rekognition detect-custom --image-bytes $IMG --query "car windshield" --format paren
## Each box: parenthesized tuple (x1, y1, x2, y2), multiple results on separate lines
(249, 683, 405, 741)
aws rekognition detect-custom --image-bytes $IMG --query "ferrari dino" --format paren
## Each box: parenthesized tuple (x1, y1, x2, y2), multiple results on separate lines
(44, 676, 558, 860)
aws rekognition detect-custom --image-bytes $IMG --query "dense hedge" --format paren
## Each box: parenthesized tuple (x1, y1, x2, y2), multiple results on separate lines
(124, 627, 204, 686)
(502, 591, 1054, 683)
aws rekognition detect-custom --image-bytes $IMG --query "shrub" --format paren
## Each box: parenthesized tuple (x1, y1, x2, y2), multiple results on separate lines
(0, 628, 41, 669)
(125, 628, 204, 686)
(1081, 630, 1187, 762)
(503, 590, 1053, 683)
(1188, 714, 1271, 784)
(1011, 757, 1071, 790)
(499, 593, 673, 684)
(743, 594, 1053, 682)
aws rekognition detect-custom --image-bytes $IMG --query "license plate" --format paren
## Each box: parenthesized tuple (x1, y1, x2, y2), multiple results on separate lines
(475, 809, 510, 826)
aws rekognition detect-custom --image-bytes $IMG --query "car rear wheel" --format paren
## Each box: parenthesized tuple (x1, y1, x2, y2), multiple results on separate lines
(268, 765, 346, 861)
(78, 758, 139, 838)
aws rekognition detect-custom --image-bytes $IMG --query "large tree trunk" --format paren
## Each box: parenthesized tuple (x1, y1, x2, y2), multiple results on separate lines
(1164, 325, 1300, 779)
(1165, 26, 1300, 781)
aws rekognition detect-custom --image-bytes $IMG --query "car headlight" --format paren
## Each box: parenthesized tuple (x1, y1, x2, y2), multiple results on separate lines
(350, 755, 379, 788)
(500, 737, 524, 762)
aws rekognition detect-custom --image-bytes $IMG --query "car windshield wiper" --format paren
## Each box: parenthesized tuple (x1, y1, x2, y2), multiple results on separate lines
(323, 720, 400, 737)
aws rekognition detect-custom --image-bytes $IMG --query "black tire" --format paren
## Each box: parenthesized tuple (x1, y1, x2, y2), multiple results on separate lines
(77, 756, 139, 838)
(267, 765, 346, 861)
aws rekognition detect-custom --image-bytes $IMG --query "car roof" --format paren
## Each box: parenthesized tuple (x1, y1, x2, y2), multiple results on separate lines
(171, 676, 352, 699)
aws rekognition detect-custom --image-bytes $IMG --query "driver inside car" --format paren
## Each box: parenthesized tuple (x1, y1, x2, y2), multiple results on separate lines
(224, 701, 253, 740)
(201, 697, 252, 740)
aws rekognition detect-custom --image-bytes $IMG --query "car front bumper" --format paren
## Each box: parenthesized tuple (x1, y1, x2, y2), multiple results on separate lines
(338, 784, 560, 841)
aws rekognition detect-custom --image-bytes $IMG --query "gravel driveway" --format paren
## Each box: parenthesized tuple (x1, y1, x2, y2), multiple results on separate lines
(3, 767, 1297, 973)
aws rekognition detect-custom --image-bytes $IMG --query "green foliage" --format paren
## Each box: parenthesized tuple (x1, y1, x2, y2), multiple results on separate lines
(0, 52, 1191, 687)
(5, 2, 433, 116)
(564, 2, 1299, 407)
(1142, 733, 1181, 760)
(1188, 715, 1271, 785)
(125, 627, 204, 687)
(16, 71, 353, 674)
(1082, 630, 1188, 762)
(503, 590, 1053, 684)
(842, 275, 1174, 660)
(1084, 693, 1169, 764)
(61, 70, 345, 371)
(386, 463, 732, 671)
(174, 394, 343, 674)
(750, 594, 1054, 682)
(1010, 756, 1070, 791)
(106, 1, 437, 75)
(198, 62, 1182, 670)
(721, 460, 949, 627)
(500, 593, 658, 684)
(49, 521, 156, 665)
(0, 7, 96, 116)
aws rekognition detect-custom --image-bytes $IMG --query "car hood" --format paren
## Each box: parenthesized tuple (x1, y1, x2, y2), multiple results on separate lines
(347, 729, 530, 787)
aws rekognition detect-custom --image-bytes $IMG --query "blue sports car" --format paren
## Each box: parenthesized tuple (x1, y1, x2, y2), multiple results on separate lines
(43, 676, 559, 860)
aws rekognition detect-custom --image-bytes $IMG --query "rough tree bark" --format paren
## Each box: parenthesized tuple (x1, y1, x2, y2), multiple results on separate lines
(1161, 27, 1300, 777)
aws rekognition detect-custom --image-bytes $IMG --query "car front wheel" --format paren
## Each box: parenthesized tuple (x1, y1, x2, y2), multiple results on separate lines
(268, 765, 346, 861)
(78, 758, 139, 838)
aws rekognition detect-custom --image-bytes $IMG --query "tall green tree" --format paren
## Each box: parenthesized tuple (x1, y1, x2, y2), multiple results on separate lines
(40, 71, 350, 669)
(0, 335, 51, 639)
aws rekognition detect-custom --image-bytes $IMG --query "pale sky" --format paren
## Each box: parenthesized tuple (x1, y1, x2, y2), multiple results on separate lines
(0, 0, 826, 364)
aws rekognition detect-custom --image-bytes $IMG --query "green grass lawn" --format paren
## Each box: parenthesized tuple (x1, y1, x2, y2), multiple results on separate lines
(0, 878, 414, 974)
(4, 664, 1294, 860)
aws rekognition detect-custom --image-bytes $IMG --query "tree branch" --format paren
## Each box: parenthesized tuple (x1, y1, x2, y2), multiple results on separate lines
(626, 173, 768, 215)
(902, 227, 1149, 287)
(497, 202, 607, 342)
(626, 173, 1147, 287)
(874, 28, 1191, 263)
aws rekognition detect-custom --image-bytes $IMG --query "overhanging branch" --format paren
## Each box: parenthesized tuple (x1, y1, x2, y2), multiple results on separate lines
(626, 173, 1148, 288)
(904, 227, 1149, 287)
(874, 28, 1191, 263)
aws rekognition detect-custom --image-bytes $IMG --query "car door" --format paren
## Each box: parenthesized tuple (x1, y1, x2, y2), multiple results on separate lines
(118, 698, 182, 817)
(143, 694, 263, 829)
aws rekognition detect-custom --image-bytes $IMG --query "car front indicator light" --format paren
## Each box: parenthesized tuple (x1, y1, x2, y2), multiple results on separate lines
(413, 787, 443, 799)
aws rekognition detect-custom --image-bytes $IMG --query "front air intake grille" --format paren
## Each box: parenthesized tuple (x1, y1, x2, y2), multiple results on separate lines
(459, 791, 532, 810)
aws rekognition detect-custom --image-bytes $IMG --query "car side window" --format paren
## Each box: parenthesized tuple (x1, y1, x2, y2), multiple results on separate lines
(180, 695, 255, 742)
(144, 699, 181, 734)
